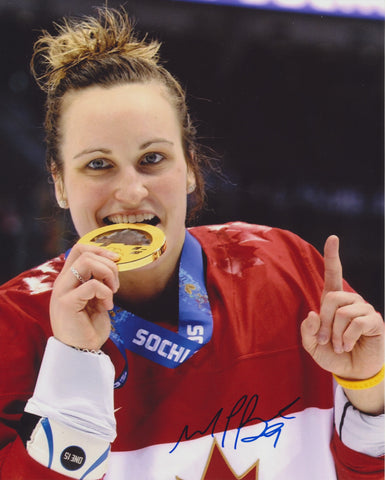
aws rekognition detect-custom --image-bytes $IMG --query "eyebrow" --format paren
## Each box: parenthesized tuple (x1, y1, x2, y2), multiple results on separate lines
(73, 139, 174, 160)
(140, 138, 174, 149)
(73, 148, 111, 160)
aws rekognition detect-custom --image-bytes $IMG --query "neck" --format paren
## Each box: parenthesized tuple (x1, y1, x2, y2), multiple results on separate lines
(114, 227, 186, 325)
(114, 258, 179, 325)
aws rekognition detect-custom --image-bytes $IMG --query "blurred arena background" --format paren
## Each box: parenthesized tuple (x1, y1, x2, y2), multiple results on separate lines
(0, 0, 383, 313)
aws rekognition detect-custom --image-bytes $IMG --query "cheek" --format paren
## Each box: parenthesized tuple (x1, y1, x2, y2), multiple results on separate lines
(64, 176, 108, 205)
(158, 169, 188, 201)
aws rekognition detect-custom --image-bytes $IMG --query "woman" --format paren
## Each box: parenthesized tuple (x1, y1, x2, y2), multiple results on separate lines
(0, 7, 383, 480)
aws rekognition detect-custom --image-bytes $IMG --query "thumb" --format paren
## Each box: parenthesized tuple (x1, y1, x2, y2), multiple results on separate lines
(301, 311, 321, 357)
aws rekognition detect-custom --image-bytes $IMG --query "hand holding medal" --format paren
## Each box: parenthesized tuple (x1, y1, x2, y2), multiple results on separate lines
(50, 224, 166, 351)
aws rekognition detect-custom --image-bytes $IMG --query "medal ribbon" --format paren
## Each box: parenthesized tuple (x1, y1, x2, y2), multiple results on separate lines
(109, 230, 213, 387)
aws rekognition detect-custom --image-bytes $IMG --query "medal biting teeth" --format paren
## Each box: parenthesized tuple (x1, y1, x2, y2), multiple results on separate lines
(104, 213, 159, 226)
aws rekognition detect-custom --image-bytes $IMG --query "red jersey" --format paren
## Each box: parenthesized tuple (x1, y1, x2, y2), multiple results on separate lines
(0, 222, 383, 479)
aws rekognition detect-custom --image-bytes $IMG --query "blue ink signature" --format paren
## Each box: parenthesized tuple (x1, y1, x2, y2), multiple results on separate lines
(169, 394, 300, 454)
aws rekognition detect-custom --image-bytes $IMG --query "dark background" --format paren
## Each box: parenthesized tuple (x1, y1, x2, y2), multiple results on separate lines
(0, 0, 383, 313)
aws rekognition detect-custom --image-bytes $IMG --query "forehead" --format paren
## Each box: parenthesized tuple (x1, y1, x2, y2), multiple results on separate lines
(60, 82, 180, 135)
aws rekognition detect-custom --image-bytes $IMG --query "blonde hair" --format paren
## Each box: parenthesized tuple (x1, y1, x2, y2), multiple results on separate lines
(31, 7, 208, 221)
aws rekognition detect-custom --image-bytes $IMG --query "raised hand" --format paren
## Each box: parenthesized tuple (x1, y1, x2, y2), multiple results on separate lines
(301, 235, 384, 383)
(50, 243, 120, 351)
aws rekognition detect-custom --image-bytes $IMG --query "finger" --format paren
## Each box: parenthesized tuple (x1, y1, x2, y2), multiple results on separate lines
(342, 316, 367, 352)
(330, 303, 372, 353)
(343, 310, 384, 352)
(317, 291, 363, 345)
(64, 252, 119, 293)
(323, 235, 343, 297)
(74, 279, 115, 312)
(301, 311, 321, 357)
(66, 242, 121, 265)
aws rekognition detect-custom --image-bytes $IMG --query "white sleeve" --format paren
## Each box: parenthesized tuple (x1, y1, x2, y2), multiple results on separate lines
(334, 385, 385, 457)
(25, 336, 116, 442)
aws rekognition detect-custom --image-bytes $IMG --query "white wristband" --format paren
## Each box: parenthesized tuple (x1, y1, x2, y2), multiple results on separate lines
(27, 417, 111, 479)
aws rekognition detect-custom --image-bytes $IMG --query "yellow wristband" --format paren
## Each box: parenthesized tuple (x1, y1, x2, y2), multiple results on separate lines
(333, 365, 385, 390)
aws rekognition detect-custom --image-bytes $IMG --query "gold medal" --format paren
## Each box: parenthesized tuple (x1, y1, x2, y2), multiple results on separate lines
(77, 223, 166, 271)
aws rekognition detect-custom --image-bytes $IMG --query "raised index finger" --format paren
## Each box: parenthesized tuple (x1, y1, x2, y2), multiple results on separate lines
(323, 235, 343, 295)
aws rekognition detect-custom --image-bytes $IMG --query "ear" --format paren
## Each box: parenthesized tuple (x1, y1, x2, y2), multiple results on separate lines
(186, 163, 196, 194)
(52, 172, 68, 209)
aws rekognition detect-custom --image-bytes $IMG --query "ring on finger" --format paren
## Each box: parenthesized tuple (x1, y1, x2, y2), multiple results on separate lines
(70, 266, 85, 284)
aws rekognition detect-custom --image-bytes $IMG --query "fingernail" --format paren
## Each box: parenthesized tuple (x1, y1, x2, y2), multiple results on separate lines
(107, 251, 121, 261)
(334, 345, 343, 354)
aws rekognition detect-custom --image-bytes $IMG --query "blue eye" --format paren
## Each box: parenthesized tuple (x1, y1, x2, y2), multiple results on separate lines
(142, 153, 164, 165)
(87, 158, 111, 170)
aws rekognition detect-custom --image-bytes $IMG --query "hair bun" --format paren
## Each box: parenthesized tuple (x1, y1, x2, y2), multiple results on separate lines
(31, 7, 161, 92)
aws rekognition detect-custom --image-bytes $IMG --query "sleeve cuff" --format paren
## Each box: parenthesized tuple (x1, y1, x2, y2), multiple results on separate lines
(25, 337, 116, 442)
(334, 385, 385, 457)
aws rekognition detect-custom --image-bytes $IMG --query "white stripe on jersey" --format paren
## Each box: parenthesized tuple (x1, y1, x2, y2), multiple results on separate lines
(105, 407, 336, 480)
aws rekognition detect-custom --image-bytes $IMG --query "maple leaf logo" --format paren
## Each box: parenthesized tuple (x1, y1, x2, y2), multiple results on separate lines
(176, 439, 259, 480)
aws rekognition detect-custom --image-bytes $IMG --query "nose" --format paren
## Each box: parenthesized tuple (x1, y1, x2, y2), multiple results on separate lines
(113, 166, 148, 206)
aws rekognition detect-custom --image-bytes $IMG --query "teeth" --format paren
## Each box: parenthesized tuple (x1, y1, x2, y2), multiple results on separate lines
(107, 213, 155, 224)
